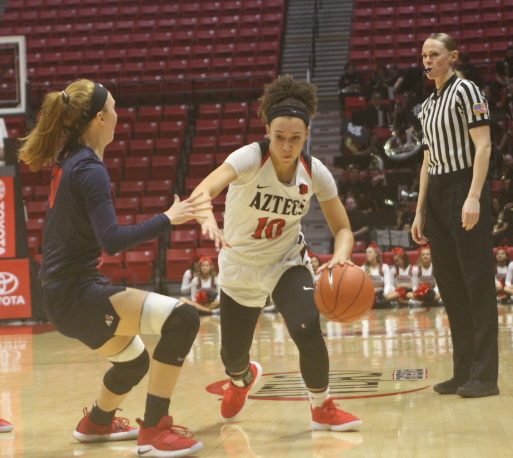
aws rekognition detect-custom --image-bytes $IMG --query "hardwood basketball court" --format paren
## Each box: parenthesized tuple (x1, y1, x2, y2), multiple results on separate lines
(1, 305, 513, 457)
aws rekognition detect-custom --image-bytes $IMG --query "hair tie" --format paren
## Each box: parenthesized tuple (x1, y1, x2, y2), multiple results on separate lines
(61, 90, 69, 104)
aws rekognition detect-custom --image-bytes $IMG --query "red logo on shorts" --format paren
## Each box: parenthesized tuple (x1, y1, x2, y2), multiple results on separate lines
(104, 314, 114, 327)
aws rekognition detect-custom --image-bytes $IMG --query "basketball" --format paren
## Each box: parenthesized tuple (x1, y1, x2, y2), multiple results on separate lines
(314, 264, 375, 323)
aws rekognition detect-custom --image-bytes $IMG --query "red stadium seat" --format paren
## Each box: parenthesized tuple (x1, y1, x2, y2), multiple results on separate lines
(192, 136, 217, 154)
(150, 156, 178, 180)
(146, 179, 174, 197)
(171, 229, 198, 249)
(166, 247, 196, 282)
(141, 195, 171, 214)
(351, 253, 366, 266)
(155, 138, 182, 157)
(26, 218, 45, 238)
(124, 156, 150, 181)
(26, 201, 47, 219)
(119, 181, 145, 197)
(188, 153, 214, 177)
(114, 197, 141, 216)
(99, 252, 126, 282)
(125, 250, 155, 284)
(129, 139, 154, 157)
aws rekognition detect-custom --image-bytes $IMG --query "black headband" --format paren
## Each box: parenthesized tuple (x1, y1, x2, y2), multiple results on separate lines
(267, 104, 310, 126)
(85, 83, 108, 122)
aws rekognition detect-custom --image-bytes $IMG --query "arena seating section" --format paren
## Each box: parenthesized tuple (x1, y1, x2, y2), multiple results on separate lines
(3, 0, 512, 288)
(0, 0, 284, 287)
(350, 0, 513, 72)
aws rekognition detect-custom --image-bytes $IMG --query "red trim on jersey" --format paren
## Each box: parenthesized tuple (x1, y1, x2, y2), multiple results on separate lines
(300, 155, 312, 178)
(49, 165, 63, 209)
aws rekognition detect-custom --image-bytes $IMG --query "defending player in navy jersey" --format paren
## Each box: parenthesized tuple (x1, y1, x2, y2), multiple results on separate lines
(190, 75, 362, 431)
(19, 79, 208, 457)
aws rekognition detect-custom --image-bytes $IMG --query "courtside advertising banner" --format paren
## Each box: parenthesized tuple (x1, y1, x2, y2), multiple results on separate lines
(0, 258, 32, 319)
(0, 176, 16, 258)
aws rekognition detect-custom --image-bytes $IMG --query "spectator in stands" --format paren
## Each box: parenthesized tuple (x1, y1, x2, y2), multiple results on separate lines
(396, 202, 415, 232)
(456, 52, 482, 87)
(500, 153, 513, 201)
(385, 247, 413, 307)
(361, 243, 392, 308)
(492, 201, 513, 246)
(338, 165, 369, 200)
(384, 64, 405, 98)
(338, 62, 364, 102)
(495, 119, 513, 157)
(310, 254, 321, 283)
(409, 245, 441, 311)
(494, 246, 512, 304)
(369, 63, 389, 99)
(364, 91, 391, 130)
(494, 45, 513, 93)
(345, 196, 370, 244)
(180, 257, 200, 296)
(18, 79, 206, 457)
(189, 257, 220, 312)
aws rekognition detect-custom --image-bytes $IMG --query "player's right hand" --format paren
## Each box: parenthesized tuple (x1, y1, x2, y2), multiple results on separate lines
(164, 194, 212, 225)
(411, 211, 429, 245)
(201, 220, 230, 249)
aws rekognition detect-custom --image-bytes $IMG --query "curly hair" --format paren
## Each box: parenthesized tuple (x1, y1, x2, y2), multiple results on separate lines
(258, 74, 318, 125)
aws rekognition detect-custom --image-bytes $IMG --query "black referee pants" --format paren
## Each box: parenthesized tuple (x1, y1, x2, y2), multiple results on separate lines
(426, 168, 498, 383)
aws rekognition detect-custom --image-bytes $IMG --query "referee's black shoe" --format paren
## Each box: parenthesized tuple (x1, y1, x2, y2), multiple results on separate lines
(456, 380, 499, 398)
(433, 378, 465, 395)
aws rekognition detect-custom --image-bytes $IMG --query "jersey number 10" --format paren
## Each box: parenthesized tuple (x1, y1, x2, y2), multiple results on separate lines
(252, 217, 286, 240)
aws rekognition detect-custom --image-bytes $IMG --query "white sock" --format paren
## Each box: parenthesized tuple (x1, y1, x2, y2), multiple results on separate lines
(308, 388, 329, 408)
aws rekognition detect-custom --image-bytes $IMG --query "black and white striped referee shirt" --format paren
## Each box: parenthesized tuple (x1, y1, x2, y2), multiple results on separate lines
(418, 74, 490, 175)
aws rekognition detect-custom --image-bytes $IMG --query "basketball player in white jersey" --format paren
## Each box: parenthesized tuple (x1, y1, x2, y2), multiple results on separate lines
(190, 75, 362, 431)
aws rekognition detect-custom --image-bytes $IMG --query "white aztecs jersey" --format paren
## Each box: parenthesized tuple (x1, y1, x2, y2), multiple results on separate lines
(223, 140, 337, 265)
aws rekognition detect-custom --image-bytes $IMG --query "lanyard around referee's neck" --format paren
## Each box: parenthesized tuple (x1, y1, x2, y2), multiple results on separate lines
(434, 73, 457, 99)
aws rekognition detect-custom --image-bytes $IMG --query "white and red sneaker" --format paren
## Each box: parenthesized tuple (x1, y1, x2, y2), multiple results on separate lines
(73, 407, 138, 442)
(311, 399, 362, 432)
(0, 418, 14, 433)
(221, 361, 263, 420)
(136, 416, 203, 457)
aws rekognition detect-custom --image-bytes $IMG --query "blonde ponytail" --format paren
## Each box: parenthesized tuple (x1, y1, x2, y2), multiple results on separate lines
(19, 79, 96, 171)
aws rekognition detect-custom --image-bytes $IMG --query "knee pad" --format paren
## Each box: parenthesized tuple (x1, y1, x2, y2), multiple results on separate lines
(140, 292, 182, 335)
(153, 304, 200, 366)
(104, 338, 150, 395)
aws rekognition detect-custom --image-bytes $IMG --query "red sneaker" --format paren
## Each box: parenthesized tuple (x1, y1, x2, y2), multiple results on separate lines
(73, 407, 138, 442)
(311, 399, 362, 432)
(136, 416, 203, 457)
(221, 361, 263, 420)
(0, 418, 14, 433)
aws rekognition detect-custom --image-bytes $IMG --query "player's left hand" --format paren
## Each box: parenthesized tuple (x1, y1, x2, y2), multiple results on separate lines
(462, 195, 480, 231)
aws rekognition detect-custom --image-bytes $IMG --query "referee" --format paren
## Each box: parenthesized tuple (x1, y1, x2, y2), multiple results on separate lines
(412, 33, 499, 398)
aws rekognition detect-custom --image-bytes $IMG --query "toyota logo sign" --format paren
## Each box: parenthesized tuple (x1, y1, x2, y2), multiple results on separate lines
(0, 272, 19, 295)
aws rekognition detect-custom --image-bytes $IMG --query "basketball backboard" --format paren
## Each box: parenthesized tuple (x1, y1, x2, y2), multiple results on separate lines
(0, 36, 27, 116)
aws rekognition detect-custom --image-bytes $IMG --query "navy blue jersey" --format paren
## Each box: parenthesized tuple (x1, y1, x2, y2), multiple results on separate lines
(39, 146, 170, 282)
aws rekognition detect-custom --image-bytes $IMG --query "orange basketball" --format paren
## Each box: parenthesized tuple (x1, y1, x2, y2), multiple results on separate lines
(314, 264, 375, 323)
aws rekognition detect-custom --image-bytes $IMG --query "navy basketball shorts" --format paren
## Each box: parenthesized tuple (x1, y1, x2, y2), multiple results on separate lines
(41, 275, 126, 350)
